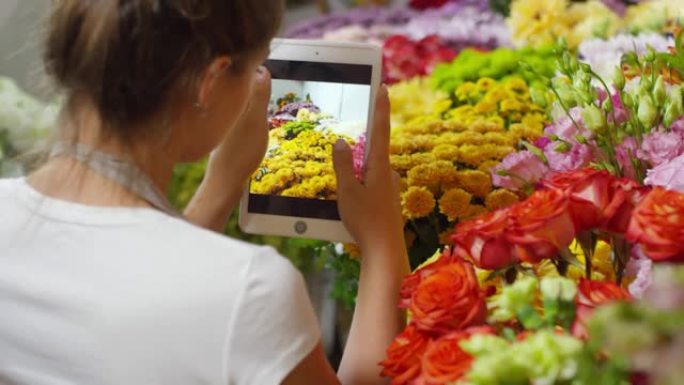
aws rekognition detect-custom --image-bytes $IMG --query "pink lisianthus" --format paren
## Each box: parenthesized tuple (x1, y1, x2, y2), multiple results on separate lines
(544, 142, 595, 172)
(616, 137, 638, 179)
(644, 153, 684, 193)
(670, 117, 684, 136)
(491, 151, 550, 191)
(544, 107, 593, 143)
(625, 246, 653, 299)
(637, 131, 684, 167)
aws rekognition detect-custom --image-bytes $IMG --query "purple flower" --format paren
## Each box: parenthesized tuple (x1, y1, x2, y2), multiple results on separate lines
(491, 151, 549, 191)
(278, 102, 320, 117)
(544, 142, 594, 172)
(637, 131, 684, 167)
(644, 153, 684, 193)
(544, 107, 593, 143)
(616, 137, 638, 179)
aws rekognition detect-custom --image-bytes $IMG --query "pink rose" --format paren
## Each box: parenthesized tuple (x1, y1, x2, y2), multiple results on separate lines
(491, 151, 549, 191)
(644, 153, 684, 193)
(544, 142, 595, 172)
(637, 131, 684, 167)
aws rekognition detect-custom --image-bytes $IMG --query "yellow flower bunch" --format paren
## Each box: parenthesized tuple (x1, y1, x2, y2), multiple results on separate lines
(388, 77, 544, 226)
(508, 0, 622, 49)
(389, 77, 452, 127)
(251, 128, 354, 200)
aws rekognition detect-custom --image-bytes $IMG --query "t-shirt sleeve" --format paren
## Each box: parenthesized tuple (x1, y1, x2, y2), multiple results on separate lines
(225, 247, 321, 385)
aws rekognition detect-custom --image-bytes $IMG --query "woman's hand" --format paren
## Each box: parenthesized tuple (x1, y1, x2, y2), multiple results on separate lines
(184, 67, 271, 231)
(333, 85, 404, 253)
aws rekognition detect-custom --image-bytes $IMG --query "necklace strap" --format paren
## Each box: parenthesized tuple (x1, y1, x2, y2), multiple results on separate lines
(49, 142, 181, 218)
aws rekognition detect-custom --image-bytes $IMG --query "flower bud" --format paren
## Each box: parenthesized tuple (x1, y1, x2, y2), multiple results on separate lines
(582, 104, 607, 132)
(602, 97, 614, 113)
(530, 87, 548, 108)
(540, 277, 577, 302)
(653, 76, 667, 106)
(622, 93, 635, 108)
(554, 141, 571, 153)
(575, 134, 589, 144)
(638, 96, 657, 128)
(613, 67, 626, 90)
(643, 47, 656, 62)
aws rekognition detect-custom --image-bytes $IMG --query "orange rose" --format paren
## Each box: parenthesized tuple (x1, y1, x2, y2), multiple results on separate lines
(573, 278, 632, 338)
(626, 187, 684, 263)
(601, 178, 650, 234)
(409, 258, 486, 334)
(380, 325, 431, 385)
(544, 168, 613, 231)
(505, 188, 576, 264)
(418, 327, 493, 385)
(452, 209, 517, 270)
(399, 249, 458, 309)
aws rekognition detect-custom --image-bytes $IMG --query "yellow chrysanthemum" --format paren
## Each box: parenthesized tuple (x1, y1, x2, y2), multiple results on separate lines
(455, 82, 478, 101)
(439, 167, 461, 191)
(564, 1, 621, 49)
(478, 160, 501, 174)
(439, 188, 473, 221)
(389, 78, 450, 126)
(485, 189, 520, 211)
(461, 205, 489, 221)
(401, 186, 436, 220)
(457, 170, 493, 198)
(407, 164, 441, 193)
(433, 144, 461, 161)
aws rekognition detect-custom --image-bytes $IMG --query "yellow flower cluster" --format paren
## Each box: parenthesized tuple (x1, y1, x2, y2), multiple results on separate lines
(251, 128, 354, 200)
(508, 0, 621, 49)
(389, 77, 452, 127)
(389, 77, 542, 228)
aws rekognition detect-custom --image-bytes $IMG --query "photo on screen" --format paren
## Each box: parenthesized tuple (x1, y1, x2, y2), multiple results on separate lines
(248, 60, 373, 220)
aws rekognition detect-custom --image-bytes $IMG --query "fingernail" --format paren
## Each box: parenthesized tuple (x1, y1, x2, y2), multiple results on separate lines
(334, 139, 347, 151)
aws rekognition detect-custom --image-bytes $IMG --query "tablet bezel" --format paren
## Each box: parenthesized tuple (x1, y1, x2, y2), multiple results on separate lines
(238, 39, 382, 243)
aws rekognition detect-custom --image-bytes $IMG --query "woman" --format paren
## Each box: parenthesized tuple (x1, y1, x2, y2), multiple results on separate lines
(0, 1, 409, 384)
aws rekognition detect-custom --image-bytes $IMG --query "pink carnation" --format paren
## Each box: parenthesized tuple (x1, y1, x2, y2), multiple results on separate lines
(637, 131, 684, 167)
(671, 117, 684, 137)
(644, 153, 684, 193)
(491, 151, 549, 191)
(544, 142, 594, 172)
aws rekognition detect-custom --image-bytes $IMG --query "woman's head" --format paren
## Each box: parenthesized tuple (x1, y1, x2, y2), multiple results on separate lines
(44, 0, 283, 160)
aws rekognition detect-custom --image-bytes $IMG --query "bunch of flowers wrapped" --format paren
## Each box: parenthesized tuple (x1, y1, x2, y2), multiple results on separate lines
(386, 76, 547, 265)
(382, 166, 684, 384)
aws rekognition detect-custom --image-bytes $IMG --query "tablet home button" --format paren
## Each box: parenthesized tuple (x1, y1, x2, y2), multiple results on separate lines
(294, 221, 308, 234)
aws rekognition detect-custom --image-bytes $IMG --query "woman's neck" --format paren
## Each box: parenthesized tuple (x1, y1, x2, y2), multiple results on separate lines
(27, 105, 180, 208)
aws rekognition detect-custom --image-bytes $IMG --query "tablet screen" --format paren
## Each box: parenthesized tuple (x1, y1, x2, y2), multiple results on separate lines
(248, 59, 373, 220)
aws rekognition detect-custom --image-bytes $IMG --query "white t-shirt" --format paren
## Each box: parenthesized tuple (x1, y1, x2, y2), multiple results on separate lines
(0, 178, 321, 385)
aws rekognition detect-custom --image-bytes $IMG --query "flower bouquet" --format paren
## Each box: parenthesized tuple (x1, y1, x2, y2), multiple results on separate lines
(381, 167, 684, 385)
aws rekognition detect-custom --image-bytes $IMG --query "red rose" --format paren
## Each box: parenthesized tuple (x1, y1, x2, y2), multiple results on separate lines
(505, 188, 576, 264)
(573, 278, 632, 338)
(418, 327, 493, 385)
(399, 248, 458, 309)
(543, 169, 614, 231)
(626, 187, 684, 263)
(452, 209, 517, 270)
(409, 258, 487, 334)
(380, 325, 431, 385)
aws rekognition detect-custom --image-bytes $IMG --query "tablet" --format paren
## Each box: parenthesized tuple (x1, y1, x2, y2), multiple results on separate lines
(239, 39, 382, 242)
